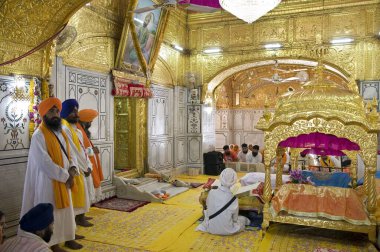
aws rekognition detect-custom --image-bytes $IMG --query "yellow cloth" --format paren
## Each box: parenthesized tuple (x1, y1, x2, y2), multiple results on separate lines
(163, 223, 262, 252)
(76, 205, 202, 251)
(258, 224, 377, 252)
(320, 156, 334, 167)
(38, 97, 62, 117)
(78, 109, 99, 122)
(62, 119, 86, 208)
(39, 122, 71, 209)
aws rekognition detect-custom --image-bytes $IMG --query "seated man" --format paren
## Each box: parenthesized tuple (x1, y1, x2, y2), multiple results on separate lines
(223, 145, 238, 162)
(196, 168, 250, 235)
(237, 143, 251, 162)
(319, 155, 340, 171)
(0, 203, 54, 252)
(247, 145, 263, 164)
(270, 147, 290, 173)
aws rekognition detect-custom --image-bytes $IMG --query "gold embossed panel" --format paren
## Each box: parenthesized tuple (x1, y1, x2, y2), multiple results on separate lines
(202, 26, 228, 48)
(329, 11, 365, 37)
(255, 19, 288, 44)
(229, 24, 254, 47)
(294, 16, 323, 42)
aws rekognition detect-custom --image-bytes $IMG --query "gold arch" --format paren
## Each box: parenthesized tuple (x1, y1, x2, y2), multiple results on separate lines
(206, 58, 354, 96)
(151, 56, 175, 87)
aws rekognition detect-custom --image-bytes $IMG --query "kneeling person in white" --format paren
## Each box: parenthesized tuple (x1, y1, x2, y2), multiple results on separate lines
(196, 168, 250, 235)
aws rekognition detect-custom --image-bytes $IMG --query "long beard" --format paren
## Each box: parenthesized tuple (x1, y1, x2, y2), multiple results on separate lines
(66, 117, 79, 124)
(44, 116, 62, 131)
(42, 228, 53, 243)
(252, 152, 258, 157)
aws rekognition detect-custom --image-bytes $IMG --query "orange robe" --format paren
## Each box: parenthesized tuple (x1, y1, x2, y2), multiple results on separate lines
(77, 124, 104, 188)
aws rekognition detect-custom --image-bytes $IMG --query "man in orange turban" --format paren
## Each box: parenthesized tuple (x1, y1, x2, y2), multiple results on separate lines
(77, 109, 104, 201)
(21, 97, 79, 251)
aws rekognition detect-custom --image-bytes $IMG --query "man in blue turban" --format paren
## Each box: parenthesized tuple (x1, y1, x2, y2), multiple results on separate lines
(0, 203, 54, 251)
(61, 99, 93, 246)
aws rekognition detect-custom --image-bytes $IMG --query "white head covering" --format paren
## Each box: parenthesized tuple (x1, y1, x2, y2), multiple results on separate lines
(220, 168, 237, 188)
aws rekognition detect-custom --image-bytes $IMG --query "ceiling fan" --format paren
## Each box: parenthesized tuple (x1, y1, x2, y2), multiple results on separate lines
(261, 72, 300, 84)
(260, 60, 307, 84)
(132, 0, 220, 14)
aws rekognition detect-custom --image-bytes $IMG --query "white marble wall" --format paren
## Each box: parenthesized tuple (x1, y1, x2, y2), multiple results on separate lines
(215, 109, 265, 150)
(148, 85, 188, 174)
(0, 75, 31, 237)
(148, 85, 174, 173)
(54, 57, 115, 200)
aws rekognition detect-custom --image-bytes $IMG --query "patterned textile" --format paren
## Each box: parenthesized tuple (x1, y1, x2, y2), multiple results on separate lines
(76, 204, 202, 251)
(164, 189, 203, 207)
(163, 223, 262, 252)
(93, 197, 149, 212)
(258, 224, 377, 252)
(271, 184, 370, 225)
(302, 171, 351, 188)
(65, 239, 149, 252)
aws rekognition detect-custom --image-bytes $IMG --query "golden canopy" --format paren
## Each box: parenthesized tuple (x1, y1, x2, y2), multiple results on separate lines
(256, 62, 379, 241)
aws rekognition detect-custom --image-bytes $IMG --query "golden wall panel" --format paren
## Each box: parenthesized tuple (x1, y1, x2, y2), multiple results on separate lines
(255, 19, 288, 44)
(229, 24, 254, 47)
(294, 16, 323, 42)
(0, 0, 89, 76)
(328, 11, 365, 37)
(202, 26, 228, 48)
(57, 2, 123, 73)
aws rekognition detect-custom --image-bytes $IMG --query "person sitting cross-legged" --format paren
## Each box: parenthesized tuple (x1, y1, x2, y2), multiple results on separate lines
(0, 203, 55, 252)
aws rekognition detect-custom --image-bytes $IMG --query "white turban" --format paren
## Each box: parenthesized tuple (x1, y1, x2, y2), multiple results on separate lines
(220, 168, 237, 188)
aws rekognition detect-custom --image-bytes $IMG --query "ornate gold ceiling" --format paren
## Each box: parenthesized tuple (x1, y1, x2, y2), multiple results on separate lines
(215, 63, 350, 109)
(0, 0, 90, 76)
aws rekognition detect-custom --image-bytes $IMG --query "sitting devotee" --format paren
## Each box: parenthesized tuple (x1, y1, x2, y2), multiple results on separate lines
(223, 145, 238, 162)
(246, 145, 263, 164)
(270, 147, 290, 173)
(0, 210, 5, 245)
(78, 109, 104, 202)
(0, 203, 54, 252)
(237, 143, 251, 162)
(232, 144, 239, 156)
(196, 168, 250, 235)
(248, 144, 254, 152)
(61, 99, 93, 228)
(20, 97, 79, 251)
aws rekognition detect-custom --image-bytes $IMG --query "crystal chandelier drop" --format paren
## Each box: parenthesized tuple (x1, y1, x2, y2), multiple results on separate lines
(219, 0, 282, 24)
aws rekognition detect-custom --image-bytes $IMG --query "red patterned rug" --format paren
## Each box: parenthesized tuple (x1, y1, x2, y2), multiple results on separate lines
(93, 197, 149, 212)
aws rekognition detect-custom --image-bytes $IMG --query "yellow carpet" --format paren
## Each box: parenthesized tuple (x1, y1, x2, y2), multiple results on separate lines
(66, 239, 149, 252)
(162, 223, 262, 252)
(258, 224, 377, 252)
(75, 204, 202, 251)
(164, 188, 203, 208)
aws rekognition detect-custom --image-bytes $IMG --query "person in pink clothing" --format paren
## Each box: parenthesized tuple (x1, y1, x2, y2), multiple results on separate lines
(0, 203, 54, 252)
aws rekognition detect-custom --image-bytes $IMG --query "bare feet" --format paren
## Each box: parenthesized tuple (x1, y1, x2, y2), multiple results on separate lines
(75, 214, 94, 227)
(64, 240, 83, 250)
(75, 234, 85, 240)
(51, 244, 68, 252)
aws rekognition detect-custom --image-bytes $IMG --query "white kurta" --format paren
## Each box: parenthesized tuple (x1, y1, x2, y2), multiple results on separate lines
(196, 186, 249, 235)
(246, 152, 263, 164)
(237, 151, 251, 162)
(62, 124, 92, 214)
(0, 230, 52, 252)
(20, 129, 76, 246)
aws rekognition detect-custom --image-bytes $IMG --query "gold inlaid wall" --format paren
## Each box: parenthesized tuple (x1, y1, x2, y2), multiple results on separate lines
(0, 0, 90, 77)
(57, 0, 126, 73)
(185, 1, 380, 107)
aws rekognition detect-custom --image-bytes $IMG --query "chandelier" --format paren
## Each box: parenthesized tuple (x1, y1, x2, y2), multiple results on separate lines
(219, 0, 282, 24)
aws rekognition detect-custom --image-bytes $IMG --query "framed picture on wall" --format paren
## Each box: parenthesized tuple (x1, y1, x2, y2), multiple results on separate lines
(115, 0, 169, 74)
(358, 80, 380, 111)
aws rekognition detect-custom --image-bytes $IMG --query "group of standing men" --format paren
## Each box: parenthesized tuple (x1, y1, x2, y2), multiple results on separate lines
(1, 97, 104, 252)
